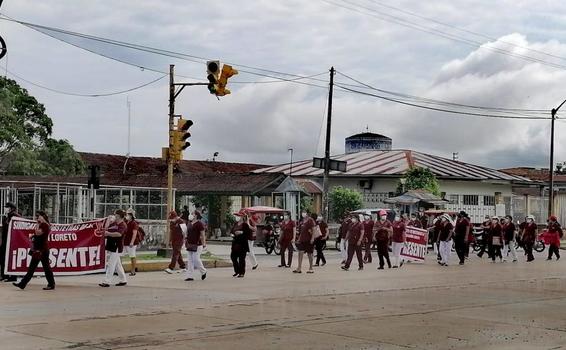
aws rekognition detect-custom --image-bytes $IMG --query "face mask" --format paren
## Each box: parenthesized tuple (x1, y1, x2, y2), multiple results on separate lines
(380, 215, 386, 221)
(351, 217, 358, 223)
(317, 216, 322, 222)
(126, 214, 133, 221)
(188, 214, 195, 221)
(108, 215, 116, 223)
(283, 215, 289, 220)
(395, 216, 400, 222)
(301, 213, 307, 218)
(527, 219, 533, 223)
(4, 208, 10, 215)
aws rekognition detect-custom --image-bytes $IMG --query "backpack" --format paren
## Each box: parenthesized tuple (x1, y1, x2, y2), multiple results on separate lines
(136, 225, 146, 244)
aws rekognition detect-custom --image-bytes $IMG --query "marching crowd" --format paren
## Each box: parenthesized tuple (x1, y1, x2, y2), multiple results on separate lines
(1, 199, 564, 290)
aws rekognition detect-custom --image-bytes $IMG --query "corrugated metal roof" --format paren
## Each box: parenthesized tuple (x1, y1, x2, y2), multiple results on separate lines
(255, 150, 530, 182)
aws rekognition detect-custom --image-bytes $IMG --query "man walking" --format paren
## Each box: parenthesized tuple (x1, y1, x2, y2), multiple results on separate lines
(362, 214, 374, 263)
(502, 215, 518, 262)
(373, 210, 392, 269)
(546, 215, 562, 261)
(165, 211, 187, 274)
(338, 216, 351, 265)
(1, 202, 20, 282)
(341, 214, 364, 271)
(99, 210, 128, 287)
(522, 215, 537, 262)
(453, 211, 470, 265)
(437, 214, 454, 266)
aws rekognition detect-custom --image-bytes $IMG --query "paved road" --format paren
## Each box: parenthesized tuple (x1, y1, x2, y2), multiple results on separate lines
(1, 245, 566, 349)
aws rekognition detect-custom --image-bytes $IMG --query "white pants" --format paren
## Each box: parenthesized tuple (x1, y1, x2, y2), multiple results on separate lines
(186, 246, 207, 279)
(103, 251, 127, 284)
(392, 242, 404, 267)
(340, 239, 348, 261)
(503, 240, 517, 261)
(440, 240, 452, 265)
(248, 240, 258, 266)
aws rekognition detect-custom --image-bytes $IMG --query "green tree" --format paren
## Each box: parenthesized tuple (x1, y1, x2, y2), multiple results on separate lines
(0, 77, 84, 175)
(396, 167, 441, 196)
(300, 195, 314, 214)
(329, 186, 363, 221)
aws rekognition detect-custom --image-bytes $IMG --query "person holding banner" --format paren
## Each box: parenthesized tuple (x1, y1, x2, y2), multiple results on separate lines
(408, 213, 422, 229)
(185, 211, 207, 281)
(373, 210, 392, 270)
(99, 210, 128, 287)
(437, 214, 454, 266)
(391, 215, 406, 268)
(1, 202, 20, 282)
(13, 211, 55, 290)
(165, 211, 187, 274)
(124, 208, 140, 276)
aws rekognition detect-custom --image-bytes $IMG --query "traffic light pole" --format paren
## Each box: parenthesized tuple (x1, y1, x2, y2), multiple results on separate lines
(548, 99, 566, 219)
(165, 64, 210, 246)
(322, 67, 335, 222)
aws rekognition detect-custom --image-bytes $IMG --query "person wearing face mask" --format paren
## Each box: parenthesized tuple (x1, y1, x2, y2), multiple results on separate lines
(502, 215, 517, 263)
(373, 210, 392, 269)
(489, 216, 503, 263)
(314, 214, 328, 267)
(546, 215, 562, 261)
(230, 212, 251, 277)
(1, 202, 20, 282)
(338, 216, 351, 265)
(278, 213, 295, 268)
(437, 214, 454, 266)
(341, 214, 365, 271)
(477, 215, 493, 259)
(164, 211, 187, 274)
(294, 211, 316, 274)
(123, 208, 140, 276)
(362, 214, 375, 264)
(453, 211, 470, 265)
(391, 214, 406, 268)
(522, 215, 537, 262)
(247, 214, 259, 270)
(99, 210, 128, 287)
(184, 211, 207, 281)
(408, 213, 422, 228)
(13, 211, 55, 290)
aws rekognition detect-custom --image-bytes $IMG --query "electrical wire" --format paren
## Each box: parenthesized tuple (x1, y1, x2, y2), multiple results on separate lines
(321, 0, 566, 72)
(335, 70, 549, 116)
(7, 70, 167, 97)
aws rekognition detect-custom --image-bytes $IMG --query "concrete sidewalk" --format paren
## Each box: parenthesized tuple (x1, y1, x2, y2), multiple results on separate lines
(1, 248, 566, 349)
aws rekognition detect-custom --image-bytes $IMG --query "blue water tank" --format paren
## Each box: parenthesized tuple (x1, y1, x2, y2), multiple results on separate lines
(345, 132, 392, 154)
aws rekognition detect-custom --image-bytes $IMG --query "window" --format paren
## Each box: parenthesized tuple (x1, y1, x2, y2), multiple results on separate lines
(483, 195, 495, 206)
(363, 192, 389, 204)
(449, 195, 459, 205)
(463, 195, 479, 206)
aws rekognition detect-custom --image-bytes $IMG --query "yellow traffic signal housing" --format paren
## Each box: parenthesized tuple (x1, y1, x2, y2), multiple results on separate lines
(170, 118, 193, 161)
(216, 64, 238, 96)
(207, 60, 220, 95)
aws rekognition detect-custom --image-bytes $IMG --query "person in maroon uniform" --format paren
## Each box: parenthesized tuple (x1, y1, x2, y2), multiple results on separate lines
(373, 210, 392, 269)
(230, 212, 251, 277)
(338, 216, 351, 265)
(408, 213, 422, 228)
(294, 211, 315, 274)
(362, 214, 375, 264)
(184, 211, 207, 281)
(278, 213, 295, 268)
(437, 214, 453, 266)
(464, 214, 474, 258)
(314, 214, 328, 267)
(453, 211, 470, 265)
(100, 210, 128, 287)
(522, 215, 537, 262)
(489, 217, 503, 262)
(477, 215, 492, 259)
(546, 215, 562, 261)
(341, 214, 365, 271)
(165, 211, 186, 274)
(391, 215, 406, 268)
(502, 215, 518, 262)
(124, 208, 140, 276)
(13, 211, 55, 290)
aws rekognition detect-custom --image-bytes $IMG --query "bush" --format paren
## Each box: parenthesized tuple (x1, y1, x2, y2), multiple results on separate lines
(329, 186, 363, 221)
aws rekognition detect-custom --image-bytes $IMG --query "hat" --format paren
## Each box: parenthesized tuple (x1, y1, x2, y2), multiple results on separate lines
(115, 209, 126, 218)
(378, 210, 387, 216)
(549, 215, 557, 221)
(527, 215, 535, 220)
(441, 214, 451, 221)
(4, 202, 15, 209)
(168, 210, 178, 219)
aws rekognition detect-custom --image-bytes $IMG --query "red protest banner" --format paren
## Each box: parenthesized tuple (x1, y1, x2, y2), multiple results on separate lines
(4, 217, 106, 276)
(401, 226, 429, 262)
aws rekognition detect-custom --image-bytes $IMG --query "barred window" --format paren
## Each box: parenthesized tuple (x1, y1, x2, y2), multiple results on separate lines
(483, 195, 495, 206)
(463, 195, 479, 206)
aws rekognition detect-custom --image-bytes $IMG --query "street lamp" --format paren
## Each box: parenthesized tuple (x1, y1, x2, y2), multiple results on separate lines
(549, 100, 566, 218)
(288, 148, 294, 176)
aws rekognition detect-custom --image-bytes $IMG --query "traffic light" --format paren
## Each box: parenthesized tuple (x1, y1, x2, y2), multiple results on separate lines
(170, 117, 193, 161)
(207, 60, 220, 95)
(216, 64, 238, 96)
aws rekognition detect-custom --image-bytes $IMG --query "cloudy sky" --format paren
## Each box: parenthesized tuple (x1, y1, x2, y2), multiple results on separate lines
(2, 0, 566, 169)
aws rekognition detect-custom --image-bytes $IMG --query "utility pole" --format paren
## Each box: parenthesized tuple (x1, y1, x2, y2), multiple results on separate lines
(548, 100, 566, 218)
(166, 65, 175, 245)
(322, 67, 335, 222)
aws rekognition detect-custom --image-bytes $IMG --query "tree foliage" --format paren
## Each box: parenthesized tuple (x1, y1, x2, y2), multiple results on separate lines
(396, 167, 441, 196)
(0, 77, 84, 175)
(329, 186, 363, 221)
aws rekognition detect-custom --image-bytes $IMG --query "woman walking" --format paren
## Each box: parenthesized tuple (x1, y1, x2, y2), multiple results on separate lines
(230, 212, 252, 278)
(522, 215, 537, 262)
(546, 215, 562, 261)
(278, 213, 295, 268)
(502, 215, 518, 262)
(391, 215, 406, 268)
(314, 214, 328, 267)
(99, 210, 128, 287)
(294, 210, 315, 274)
(373, 210, 392, 270)
(13, 211, 55, 290)
(185, 211, 207, 282)
(363, 214, 375, 263)
(124, 208, 140, 276)
(437, 214, 453, 266)
(489, 217, 503, 263)
(341, 214, 365, 271)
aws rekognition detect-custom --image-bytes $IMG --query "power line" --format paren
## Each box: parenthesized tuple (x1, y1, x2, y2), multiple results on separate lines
(334, 83, 551, 120)
(7, 70, 167, 97)
(335, 70, 549, 116)
(321, 0, 566, 72)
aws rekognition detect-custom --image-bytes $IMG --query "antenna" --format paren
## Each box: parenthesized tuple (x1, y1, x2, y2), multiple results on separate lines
(126, 97, 131, 156)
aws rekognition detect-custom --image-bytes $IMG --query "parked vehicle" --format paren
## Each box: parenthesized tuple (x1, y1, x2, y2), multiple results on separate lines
(240, 206, 288, 255)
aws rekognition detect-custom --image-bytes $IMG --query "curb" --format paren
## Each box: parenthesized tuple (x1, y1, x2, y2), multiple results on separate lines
(122, 259, 232, 272)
